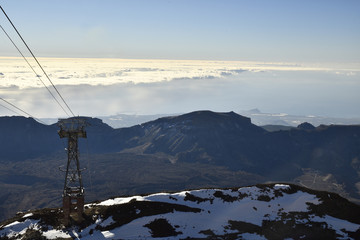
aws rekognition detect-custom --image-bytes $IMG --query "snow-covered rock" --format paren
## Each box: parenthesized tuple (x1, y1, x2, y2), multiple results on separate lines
(1, 183, 359, 239)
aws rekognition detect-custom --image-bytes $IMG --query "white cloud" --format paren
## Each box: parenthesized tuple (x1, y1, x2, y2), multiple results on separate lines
(0, 57, 359, 118)
(2, 57, 357, 89)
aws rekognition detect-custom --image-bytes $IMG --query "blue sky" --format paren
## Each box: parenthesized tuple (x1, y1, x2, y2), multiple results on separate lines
(0, 0, 360, 119)
(1, 0, 360, 62)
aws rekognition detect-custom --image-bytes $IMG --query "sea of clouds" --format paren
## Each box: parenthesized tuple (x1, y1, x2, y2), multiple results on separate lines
(0, 57, 359, 119)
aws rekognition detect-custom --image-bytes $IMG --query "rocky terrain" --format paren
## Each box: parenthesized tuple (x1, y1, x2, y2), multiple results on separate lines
(1, 183, 360, 239)
(0, 111, 360, 222)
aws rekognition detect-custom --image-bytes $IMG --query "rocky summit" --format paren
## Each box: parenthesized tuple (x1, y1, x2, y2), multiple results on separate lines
(1, 183, 359, 239)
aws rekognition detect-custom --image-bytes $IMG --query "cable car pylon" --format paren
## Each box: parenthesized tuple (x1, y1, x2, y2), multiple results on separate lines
(58, 117, 88, 226)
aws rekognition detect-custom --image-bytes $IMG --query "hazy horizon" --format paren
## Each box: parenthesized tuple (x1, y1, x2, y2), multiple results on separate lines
(0, 57, 359, 119)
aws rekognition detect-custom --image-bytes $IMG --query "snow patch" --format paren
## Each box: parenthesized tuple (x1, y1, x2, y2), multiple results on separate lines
(0, 219, 39, 238)
(274, 184, 290, 189)
(42, 229, 72, 240)
(239, 232, 267, 240)
(22, 213, 34, 218)
(95, 195, 146, 206)
(100, 217, 115, 228)
(309, 215, 360, 235)
(101, 230, 115, 238)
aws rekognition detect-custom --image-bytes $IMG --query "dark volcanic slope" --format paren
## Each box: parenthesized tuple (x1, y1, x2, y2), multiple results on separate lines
(1, 111, 360, 186)
(3, 111, 360, 177)
(134, 111, 267, 166)
(109, 111, 360, 184)
(0, 117, 59, 161)
(0, 111, 360, 219)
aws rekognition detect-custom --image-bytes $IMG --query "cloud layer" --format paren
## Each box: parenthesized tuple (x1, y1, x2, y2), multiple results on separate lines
(0, 57, 359, 119)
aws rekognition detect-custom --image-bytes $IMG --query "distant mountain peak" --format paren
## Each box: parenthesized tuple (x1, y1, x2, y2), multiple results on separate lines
(137, 110, 264, 163)
(150, 110, 252, 127)
(246, 108, 262, 114)
(297, 122, 316, 130)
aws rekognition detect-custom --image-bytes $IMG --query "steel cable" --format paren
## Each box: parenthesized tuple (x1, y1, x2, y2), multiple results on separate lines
(0, 24, 71, 117)
(0, 6, 75, 117)
(0, 97, 46, 124)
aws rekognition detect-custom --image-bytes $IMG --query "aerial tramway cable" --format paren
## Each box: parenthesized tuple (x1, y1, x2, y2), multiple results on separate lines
(0, 101, 22, 116)
(0, 97, 46, 124)
(1, 6, 93, 219)
(0, 24, 71, 117)
(0, 5, 75, 117)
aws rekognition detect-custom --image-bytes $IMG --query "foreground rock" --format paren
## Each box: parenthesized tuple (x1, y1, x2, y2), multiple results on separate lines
(1, 183, 359, 239)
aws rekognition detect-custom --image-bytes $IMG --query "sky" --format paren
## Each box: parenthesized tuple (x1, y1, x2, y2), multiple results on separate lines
(0, 0, 359, 120)
(1, 0, 360, 62)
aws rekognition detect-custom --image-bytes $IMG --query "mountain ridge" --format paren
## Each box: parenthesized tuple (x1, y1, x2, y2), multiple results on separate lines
(0, 111, 360, 222)
(1, 183, 359, 239)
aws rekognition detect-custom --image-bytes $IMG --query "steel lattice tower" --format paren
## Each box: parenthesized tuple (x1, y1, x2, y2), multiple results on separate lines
(58, 118, 87, 225)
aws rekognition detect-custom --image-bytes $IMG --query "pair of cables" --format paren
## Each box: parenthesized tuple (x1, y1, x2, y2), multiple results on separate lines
(0, 6, 94, 198)
(0, 5, 75, 120)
